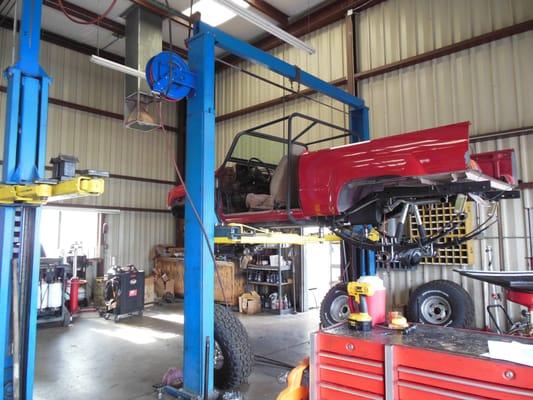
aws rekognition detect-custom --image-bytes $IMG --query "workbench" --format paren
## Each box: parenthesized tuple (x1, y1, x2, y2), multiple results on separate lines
(311, 324, 533, 399)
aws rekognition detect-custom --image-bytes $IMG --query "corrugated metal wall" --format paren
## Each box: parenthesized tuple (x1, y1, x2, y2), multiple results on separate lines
(214, 0, 533, 327)
(0, 28, 177, 272)
(357, 0, 533, 137)
(356, 0, 533, 327)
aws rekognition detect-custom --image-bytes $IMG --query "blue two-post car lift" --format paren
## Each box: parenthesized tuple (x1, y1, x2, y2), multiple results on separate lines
(0, 2, 373, 399)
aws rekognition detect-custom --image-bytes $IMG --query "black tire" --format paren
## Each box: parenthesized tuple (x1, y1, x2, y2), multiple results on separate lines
(320, 282, 350, 327)
(406, 279, 475, 328)
(214, 304, 253, 389)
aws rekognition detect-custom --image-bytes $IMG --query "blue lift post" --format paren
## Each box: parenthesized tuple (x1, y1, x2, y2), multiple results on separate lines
(182, 29, 217, 395)
(349, 108, 376, 277)
(1, 1, 50, 399)
(180, 20, 370, 397)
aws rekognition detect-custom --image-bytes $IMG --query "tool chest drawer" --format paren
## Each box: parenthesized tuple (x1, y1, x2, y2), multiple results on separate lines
(319, 383, 384, 400)
(397, 381, 489, 400)
(395, 347, 533, 400)
(317, 352, 383, 375)
(317, 333, 384, 361)
(319, 364, 384, 395)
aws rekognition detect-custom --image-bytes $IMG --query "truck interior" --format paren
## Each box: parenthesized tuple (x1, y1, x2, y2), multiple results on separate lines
(217, 113, 353, 219)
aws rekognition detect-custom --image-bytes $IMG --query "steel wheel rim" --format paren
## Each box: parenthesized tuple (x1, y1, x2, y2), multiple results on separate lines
(330, 294, 350, 323)
(420, 295, 452, 325)
(214, 340, 224, 370)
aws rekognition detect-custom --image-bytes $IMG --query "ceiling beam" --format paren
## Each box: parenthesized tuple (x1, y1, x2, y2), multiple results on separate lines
(243, 0, 288, 25)
(43, 0, 124, 36)
(129, 0, 191, 30)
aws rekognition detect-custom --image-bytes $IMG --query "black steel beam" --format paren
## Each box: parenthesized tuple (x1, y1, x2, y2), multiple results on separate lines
(244, 0, 288, 25)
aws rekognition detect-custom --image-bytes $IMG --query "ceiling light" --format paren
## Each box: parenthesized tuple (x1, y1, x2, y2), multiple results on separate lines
(90, 55, 146, 80)
(183, 0, 249, 27)
(213, 0, 315, 54)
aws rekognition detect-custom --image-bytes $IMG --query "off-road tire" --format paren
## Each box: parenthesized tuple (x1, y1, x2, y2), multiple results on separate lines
(320, 282, 350, 328)
(406, 279, 475, 328)
(214, 304, 253, 389)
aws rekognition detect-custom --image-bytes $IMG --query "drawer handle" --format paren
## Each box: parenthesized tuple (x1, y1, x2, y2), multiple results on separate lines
(345, 343, 355, 352)
(503, 370, 515, 380)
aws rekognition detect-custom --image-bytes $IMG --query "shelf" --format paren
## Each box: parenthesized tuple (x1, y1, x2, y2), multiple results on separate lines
(248, 281, 292, 287)
(247, 264, 291, 272)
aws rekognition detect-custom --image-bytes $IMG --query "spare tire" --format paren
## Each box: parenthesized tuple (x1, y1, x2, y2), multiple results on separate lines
(320, 282, 350, 327)
(214, 304, 253, 389)
(406, 279, 475, 328)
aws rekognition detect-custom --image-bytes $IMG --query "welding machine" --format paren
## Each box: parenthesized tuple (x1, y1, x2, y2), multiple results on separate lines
(102, 265, 145, 322)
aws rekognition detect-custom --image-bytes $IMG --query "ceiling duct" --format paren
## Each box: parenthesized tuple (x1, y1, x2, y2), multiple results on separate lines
(123, 6, 163, 132)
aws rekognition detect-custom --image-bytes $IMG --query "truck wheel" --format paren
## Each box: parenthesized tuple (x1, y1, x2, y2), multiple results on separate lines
(214, 304, 253, 389)
(407, 280, 475, 328)
(320, 283, 350, 327)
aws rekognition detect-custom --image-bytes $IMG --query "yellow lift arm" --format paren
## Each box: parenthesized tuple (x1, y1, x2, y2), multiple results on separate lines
(0, 176, 105, 205)
(214, 223, 341, 245)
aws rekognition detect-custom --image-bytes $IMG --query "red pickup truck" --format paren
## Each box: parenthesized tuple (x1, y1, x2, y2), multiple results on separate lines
(168, 115, 516, 266)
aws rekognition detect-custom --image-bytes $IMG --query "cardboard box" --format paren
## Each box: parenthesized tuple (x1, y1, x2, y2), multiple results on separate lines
(239, 291, 261, 315)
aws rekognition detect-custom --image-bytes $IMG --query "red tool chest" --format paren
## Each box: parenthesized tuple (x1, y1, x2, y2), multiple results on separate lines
(310, 324, 533, 400)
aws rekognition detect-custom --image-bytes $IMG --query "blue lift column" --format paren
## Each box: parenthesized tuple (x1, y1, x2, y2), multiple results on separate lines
(349, 107, 376, 276)
(0, 1, 50, 399)
(182, 28, 216, 396)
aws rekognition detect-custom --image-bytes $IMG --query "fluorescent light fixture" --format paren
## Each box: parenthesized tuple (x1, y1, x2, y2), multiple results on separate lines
(213, 0, 315, 54)
(90, 55, 146, 80)
(183, 0, 250, 27)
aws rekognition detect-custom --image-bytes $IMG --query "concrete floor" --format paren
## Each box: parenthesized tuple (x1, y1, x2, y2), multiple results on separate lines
(35, 303, 319, 400)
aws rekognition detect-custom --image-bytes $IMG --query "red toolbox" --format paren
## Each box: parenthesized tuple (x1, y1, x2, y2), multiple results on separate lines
(311, 324, 533, 400)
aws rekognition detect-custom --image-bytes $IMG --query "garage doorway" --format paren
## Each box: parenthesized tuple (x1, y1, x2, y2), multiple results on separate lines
(40, 208, 100, 258)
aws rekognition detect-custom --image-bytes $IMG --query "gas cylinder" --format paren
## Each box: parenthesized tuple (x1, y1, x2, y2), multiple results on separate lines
(69, 278, 80, 313)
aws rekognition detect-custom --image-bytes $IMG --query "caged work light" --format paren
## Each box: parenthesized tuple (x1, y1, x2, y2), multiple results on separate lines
(213, 0, 316, 54)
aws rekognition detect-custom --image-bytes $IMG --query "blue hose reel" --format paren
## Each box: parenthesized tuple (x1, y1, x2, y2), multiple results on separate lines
(146, 51, 196, 102)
